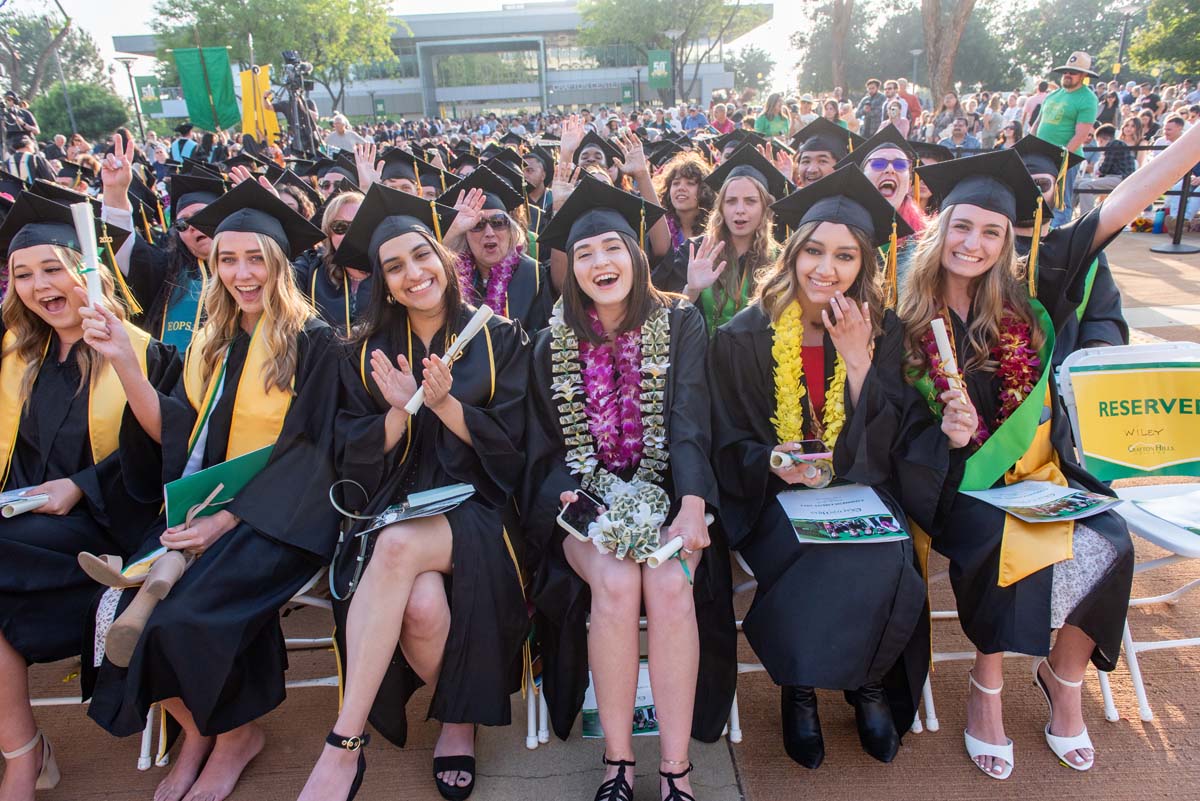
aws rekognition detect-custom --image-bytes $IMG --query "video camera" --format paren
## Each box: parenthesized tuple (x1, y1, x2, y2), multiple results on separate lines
(281, 50, 314, 93)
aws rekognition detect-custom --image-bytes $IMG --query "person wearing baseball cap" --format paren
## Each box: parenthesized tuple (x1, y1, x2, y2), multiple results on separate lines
(1033, 51, 1100, 226)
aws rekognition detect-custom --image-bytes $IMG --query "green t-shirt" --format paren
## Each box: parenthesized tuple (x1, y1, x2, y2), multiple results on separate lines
(1036, 87, 1098, 154)
(755, 114, 789, 137)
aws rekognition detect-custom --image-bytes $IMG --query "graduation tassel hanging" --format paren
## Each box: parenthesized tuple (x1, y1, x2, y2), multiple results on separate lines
(639, 204, 646, 252)
(429, 201, 443, 242)
(913, 171, 921, 209)
(1055, 151, 1069, 210)
(885, 218, 899, 308)
(140, 207, 153, 242)
(98, 223, 144, 315)
(1027, 197, 1043, 299)
(156, 199, 168, 230)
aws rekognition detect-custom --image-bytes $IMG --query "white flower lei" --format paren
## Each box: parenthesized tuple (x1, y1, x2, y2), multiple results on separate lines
(550, 300, 672, 560)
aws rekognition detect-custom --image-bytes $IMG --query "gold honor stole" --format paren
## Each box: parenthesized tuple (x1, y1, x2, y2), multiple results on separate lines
(183, 319, 294, 460)
(0, 322, 152, 487)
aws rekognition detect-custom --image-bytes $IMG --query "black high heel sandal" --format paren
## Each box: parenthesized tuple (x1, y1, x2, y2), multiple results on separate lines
(594, 755, 635, 801)
(325, 730, 370, 801)
(660, 762, 696, 801)
(433, 725, 478, 800)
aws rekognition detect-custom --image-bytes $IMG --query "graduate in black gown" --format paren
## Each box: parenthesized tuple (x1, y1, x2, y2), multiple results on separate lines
(84, 180, 343, 801)
(0, 193, 177, 799)
(709, 166, 928, 770)
(291, 189, 371, 337)
(522, 174, 735, 801)
(438, 165, 553, 333)
(296, 184, 529, 801)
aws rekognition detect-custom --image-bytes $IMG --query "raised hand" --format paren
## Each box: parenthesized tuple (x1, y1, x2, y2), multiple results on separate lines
(560, 115, 585, 158)
(421, 354, 455, 411)
(355, 141, 383, 188)
(613, 131, 647, 175)
(686, 236, 727, 294)
(100, 133, 135, 194)
(76, 288, 138, 368)
(445, 187, 487, 239)
(370, 349, 419, 411)
(822, 291, 873, 370)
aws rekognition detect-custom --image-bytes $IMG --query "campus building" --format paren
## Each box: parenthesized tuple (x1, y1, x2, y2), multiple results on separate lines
(113, 0, 768, 119)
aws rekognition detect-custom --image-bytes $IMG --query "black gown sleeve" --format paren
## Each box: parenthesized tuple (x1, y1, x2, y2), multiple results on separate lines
(124, 237, 171, 329)
(115, 340, 184, 505)
(1035, 206, 1123, 329)
(834, 312, 907, 489)
(1076, 253, 1128, 347)
(333, 343, 398, 506)
(665, 304, 718, 508)
(651, 239, 691, 293)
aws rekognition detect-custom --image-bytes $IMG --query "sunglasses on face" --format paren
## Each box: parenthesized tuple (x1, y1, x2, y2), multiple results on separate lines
(319, 180, 342, 190)
(329, 220, 352, 235)
(1033, 178, 1055, 194)
(174, 218, 193, 232)
(469, 214, 509, 234)
(865, 158, 910, 172)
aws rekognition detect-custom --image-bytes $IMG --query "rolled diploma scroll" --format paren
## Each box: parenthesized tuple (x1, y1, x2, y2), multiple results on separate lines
(404, 305, 495, 415)
(646, 513, 715, 568)
(70, 202, 104, 305)
(2, 494, 49, 518)
(929, 318, 965, 394)
(768, 450, 824, 482)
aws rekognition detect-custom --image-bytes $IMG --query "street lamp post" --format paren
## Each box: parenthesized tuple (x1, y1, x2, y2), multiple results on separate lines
(116, 57, 145, 142)
(1114, 3, 1140, 82)
(909, 49, 924, 88)
(665, 29, 683, 107)
(369, 90, 377, 123)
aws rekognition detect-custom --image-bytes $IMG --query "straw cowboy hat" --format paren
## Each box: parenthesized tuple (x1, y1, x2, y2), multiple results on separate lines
(1052, 51, 1100, 79)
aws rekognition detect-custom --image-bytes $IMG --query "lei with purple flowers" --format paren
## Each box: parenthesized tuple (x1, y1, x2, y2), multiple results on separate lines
(456, 242, 524, 314)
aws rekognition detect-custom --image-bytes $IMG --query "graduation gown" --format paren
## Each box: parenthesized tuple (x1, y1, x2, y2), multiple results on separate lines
(651, 239, 758, 332)
(86, 319, 345, 737)
(709, 305, 928, 733)
(331, 307, 531, 747)
(124, 238, 208, 349)
(462, 252, 553, 334)
(884, 272, 1134, 669)
(293, 250, 373, 338)
(0, 333, 180, 664)
(521, 300, 737, 742)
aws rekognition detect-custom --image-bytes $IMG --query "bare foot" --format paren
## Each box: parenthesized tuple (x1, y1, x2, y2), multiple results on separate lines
(965, 671, 1010, 777)
(1037, 660, 1094, 767)
(433, 722, 475, 791)
(295, 742, 361, 801)
(155, 732, 213, 801)
(0, 739, 42, 801)
(180, 722, 264, 801)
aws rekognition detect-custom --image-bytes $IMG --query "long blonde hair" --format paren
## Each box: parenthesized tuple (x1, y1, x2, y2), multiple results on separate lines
(1, 245, 126, 409)
(756, 220, 884, 337)
(202, 232, 315, 394)
(321, 191, 365, 282)
(704, 175, 777, 315)
(897, 205, 1043, 376)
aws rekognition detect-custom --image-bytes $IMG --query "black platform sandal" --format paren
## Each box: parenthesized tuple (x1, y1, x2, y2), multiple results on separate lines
(433, 755, 476, 800)
(594, 755, 635, 801)
(325, 730, 370, 801)
(660, 761, 696, 801)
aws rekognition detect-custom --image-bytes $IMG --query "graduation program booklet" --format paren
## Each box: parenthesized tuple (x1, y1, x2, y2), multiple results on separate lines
(0, 488, 49, 518)
(164, 444, 275, 528)
(961, 480, 1122, 523)
(777, 484, 908, 545)
(356, 483, 476, 537)
(1132, 489, 1200, 534)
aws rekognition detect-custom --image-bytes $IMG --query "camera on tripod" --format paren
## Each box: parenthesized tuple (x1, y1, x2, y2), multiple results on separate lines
(281, 50, 314, 92)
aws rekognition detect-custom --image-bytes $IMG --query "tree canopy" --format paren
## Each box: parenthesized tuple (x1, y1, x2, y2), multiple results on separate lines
(31, 82, 129, 140)
(725, 45, 775, 93)
(1129, 0, 1200, 77)
(0, 10, 110, 99)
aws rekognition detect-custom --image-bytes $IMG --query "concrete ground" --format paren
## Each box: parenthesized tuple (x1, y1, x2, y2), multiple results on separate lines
(13, 229, 1200, 801)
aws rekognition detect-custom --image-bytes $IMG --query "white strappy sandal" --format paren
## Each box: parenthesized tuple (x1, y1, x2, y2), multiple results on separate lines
(1032, 657, 1095, 771)
(1, 729, 61, 790)
(963, 671, 1014, 780)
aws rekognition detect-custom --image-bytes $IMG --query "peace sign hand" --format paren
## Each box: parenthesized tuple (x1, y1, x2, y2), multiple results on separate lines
(100, 133, 136, 193)
(686, 236, 727, 293)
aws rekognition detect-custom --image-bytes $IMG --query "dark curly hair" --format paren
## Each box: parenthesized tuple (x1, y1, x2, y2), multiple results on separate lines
(653, 151, 715, 238)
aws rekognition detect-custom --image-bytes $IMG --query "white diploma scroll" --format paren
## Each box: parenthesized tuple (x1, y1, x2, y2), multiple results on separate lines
(1, 494, 49, 518)
(404, 305, 495, 415)
(930, 318, 966, 395)
(645, 513, 715, 568)
(70, 202, 103, 305)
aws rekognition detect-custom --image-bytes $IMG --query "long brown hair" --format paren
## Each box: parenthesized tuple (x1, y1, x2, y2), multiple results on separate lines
(2, 245, 126, 409)
(202, 232, 315, 394)
(703, 175, 777, 317)
(653, 152, 714, 237)
(897, 205, 1044, 377)
(562, 232, 670, 345)
(756, 220, 884, 337)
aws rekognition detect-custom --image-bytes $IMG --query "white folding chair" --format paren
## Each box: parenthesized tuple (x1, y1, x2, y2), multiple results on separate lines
(1058, 342, 1200, 721)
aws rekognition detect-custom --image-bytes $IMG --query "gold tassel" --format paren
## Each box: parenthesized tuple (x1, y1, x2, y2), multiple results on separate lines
(414, 169, 423, 194)
(1028, 196, 1043, 299)
(886, 218, 899, 308)
(639, 204, 646, 251)
(430, 201, 443, 242)
(156, 200, 168, 230)
(140, 207, 153, 241)
(913, 172, 921, 209)
(847, 138, 854, 154)
(1055, 150, 1069, 210)
(439, 172, 446, 193)
(98, 222, 143, 315)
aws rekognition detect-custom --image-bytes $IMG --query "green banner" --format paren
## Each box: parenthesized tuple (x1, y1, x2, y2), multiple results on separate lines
(648, 49, 672, 90)
(374, 97, 387, 115)
(134, 75, 163, 115)
(173, 46, 241, 131)
(621, 84, 634, 103)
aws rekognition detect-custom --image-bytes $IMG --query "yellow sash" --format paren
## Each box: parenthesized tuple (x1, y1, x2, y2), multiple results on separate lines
(0, 323, 151, 487)
(996, 388, 1074, 587)
(183, 319, 294, 460)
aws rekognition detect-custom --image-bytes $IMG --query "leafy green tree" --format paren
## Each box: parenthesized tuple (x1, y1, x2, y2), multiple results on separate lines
(31, 82, 129, 140)
(725, 45, 775, 92)
(579, 0, 771, 103)
(921, 0, 978, 105)
(996, 0, 1129, 80)
(1129, 0, 1200, 76)
(792, 2, 871, 93)
(0, 10, 110, 98)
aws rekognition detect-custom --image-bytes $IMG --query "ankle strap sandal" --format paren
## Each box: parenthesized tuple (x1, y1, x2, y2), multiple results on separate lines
(594, 755, 635, 801)
(325, 731, 370, 801)
(660, 761, 695, 801)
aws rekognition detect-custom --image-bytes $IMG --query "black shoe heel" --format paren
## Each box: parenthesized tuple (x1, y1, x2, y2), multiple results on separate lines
(595, 755, 635, 801)
(660, 762, 695, 801)
(325, 731, 370, 801)
(781, 685, 825, 769)
(846, 682, 900, 763)
(433, 754, 477, 800)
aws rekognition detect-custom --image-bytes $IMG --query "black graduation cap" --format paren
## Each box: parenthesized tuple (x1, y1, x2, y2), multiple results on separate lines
(128, 173, 164, 227)
(915, 149, 1045, 225)
(263, 160, 286, 183)
(539, 172, 666, 253)
(186, 179, 323, 259)
(710, 130, 763, 157)
(31, 179, 101, 215)
(704, 143, 794, 200)
(223, 151, 269, 174)
(273, 168, 323, 209)
(378, 148, 420, 183)
(286, 157, 318, 176)
(416, 159, 457, 196)
(482, 158, 527, 195)
(522, 144, 556, 177)
(334, 182, 458, 271)
(479, 142, 507, 160)
(770, 165, 914, 247)
(910, 141, 954, 165)
(834, 125, 916, 170)
(572, 131, 622, 167)
(0, 191, 131, 259)
(484, 147, 524, 173)
(296, 156, 333, 179)
(1013, 134, 1084, 178)
(0, 194, 12, 221)
(450, 152, 481, 174)
(499, 131, 528, 149)
(181, 157, 225, 180)
(0, 170, 25, 201)
(789, 118, 864, 160)
(174, 123, 194, 136)
(168, 173, 226, 219)
(648, 140, 690, 168)
(163, 159, 183, 176)
(452, 139, 475, 153)
(56, 161, 96, 186)
(436, 165, 523, 213)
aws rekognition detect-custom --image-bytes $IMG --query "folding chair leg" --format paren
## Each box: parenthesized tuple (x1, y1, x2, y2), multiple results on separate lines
(537, 691, 550, 744)
(1122, 619, 1154, 721)
(1097, 667, 1119, 722)
(922, 675, 939, 732)
(138, 706, 155, 770)
(910, 712, 924, 734)
(728, 691, 743, 744)
(525, 678, 538, 750)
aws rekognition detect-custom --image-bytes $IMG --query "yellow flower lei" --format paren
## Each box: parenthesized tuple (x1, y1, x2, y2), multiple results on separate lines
(770, 301, 848, 446)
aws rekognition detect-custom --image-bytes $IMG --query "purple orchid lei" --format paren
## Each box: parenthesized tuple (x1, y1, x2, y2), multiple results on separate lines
(456, 242, 524, 313)
(578, 308, 645, 472)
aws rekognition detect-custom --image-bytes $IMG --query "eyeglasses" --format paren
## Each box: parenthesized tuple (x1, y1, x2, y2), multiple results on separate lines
(174, 218, 193, 232)
(469, 214, 510, 234)
(319, 180, 343, 190)
(329, 220, 352, 235)
(1033, 178, 1056, 194)
(864, 158, 910, 172)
